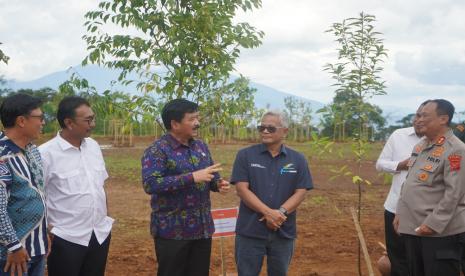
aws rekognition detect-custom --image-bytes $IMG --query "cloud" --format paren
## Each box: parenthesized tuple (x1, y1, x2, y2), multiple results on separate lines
(0, 0, 95, 80)
(394, 48, 465, 86)
(1, 0, 465, 114)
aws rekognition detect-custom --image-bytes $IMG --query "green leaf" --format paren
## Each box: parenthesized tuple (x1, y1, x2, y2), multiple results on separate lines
(352, 175, 363, 184)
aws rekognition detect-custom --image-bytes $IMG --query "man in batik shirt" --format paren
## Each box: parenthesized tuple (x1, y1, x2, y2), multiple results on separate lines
(0, 94, 48, 276)
(141, 99, 230, 276)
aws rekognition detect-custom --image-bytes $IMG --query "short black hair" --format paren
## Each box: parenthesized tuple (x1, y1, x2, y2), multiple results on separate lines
(430, 99, 455, 126)
(0, 93, 43, 128)
(57, 96, 91, 128)
(161, 99, 198, 130)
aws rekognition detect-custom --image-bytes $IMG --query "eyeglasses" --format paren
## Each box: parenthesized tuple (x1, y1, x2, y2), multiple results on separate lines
(257, 125, 283, 133)
(28, 114, 46, 121)
(76, 117, 96, 126)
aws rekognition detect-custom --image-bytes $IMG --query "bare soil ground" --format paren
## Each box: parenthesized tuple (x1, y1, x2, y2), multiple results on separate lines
(97, 137, 388, 276)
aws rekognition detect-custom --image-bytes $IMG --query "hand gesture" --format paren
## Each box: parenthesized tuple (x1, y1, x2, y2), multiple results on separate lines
(193, 163, 222, 183)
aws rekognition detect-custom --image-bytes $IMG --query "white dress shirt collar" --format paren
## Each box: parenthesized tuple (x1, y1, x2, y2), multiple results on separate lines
(56, 132, 87, 151)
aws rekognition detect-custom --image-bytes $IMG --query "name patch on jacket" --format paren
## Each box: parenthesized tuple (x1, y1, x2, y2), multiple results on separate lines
(427, 156, 441, 163)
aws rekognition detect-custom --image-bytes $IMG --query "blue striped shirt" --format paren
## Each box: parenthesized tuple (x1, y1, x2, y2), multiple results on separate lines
(0, 132, 47, 260)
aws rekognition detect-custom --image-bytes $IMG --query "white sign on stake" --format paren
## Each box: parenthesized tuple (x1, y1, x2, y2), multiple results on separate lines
(212, 207, 238, 238)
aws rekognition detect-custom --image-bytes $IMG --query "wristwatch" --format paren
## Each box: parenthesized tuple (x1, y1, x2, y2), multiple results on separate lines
(279, 206, 288, 216)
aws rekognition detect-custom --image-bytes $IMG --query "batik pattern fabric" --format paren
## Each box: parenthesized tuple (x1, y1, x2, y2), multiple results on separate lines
(141, 134, 220, 240)
(0, 132, 47, 260)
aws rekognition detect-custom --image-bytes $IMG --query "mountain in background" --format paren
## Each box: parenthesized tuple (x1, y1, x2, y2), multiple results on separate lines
(4, 65, 409, 125)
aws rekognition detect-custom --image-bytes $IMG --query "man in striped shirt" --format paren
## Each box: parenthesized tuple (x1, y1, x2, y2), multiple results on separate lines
(0, 93, 48, 276)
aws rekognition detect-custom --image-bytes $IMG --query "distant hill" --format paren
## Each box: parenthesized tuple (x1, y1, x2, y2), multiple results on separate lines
(5, 65, 325, 116)
(4, 65, 410, 125)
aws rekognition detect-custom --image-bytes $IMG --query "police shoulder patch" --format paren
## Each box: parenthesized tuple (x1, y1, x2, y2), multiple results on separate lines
(448, 154, 462, 172)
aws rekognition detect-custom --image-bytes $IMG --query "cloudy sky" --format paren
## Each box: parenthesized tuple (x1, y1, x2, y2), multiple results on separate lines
(1, 0, 465, 114)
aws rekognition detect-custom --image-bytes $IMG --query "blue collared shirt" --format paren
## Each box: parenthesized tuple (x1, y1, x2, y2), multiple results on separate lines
(231, 144, 313, 239)
(141, 133, 220, 240)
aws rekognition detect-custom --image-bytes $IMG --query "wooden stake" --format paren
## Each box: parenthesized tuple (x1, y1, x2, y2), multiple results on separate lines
(350, 207, 375, 276)
(220, 237, 226, 276)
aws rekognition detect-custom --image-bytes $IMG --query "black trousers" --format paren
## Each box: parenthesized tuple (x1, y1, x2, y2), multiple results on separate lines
(154, 237, 212, 276)
(384, 210, 409, 276)
(461, 238, 465, 275)
(404, 233, 463, 276)
(47, 232, 111, 276)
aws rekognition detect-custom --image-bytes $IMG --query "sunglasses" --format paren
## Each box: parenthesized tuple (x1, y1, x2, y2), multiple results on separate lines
(257, 125, 283, 133)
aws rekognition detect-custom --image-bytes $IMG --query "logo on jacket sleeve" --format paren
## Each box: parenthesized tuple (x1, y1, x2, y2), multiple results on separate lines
(448, 154, 462, 172)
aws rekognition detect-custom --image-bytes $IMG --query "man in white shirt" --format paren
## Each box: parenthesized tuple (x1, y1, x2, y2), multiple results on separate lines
(375, 103, 425, 276)
(39, 96, 113, 276)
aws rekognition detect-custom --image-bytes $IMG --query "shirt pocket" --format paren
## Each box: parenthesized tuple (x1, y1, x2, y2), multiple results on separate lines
(55, 169, 86, 194)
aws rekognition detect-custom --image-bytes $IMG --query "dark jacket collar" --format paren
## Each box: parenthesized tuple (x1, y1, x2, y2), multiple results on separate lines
(259, 143, 288, 156)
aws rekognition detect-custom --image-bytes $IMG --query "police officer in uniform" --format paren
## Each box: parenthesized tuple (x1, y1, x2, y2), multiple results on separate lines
(394, 99, 465, 276)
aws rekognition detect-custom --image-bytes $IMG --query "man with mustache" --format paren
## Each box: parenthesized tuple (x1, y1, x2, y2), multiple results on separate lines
(141, 98, 230, 276)
(394, 99, 465, 276)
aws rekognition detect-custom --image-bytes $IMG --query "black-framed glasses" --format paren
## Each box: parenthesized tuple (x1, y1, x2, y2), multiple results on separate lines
(28, 114, 46, 121)
(257, 125, 283, 133)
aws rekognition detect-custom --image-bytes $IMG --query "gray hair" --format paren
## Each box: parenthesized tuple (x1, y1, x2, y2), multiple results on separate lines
(261, 110, 289, 128)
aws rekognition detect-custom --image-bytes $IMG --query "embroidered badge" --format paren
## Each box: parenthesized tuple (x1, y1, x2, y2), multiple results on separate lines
(448, 154, 462, 171)
(457, 125, 465, 132)
(423, 164, 433, 171)
(436, 136, 446, 145)
(280, 163, 297, 174)
(432, 146, 445, 157)
(418, 172, 429, 182)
